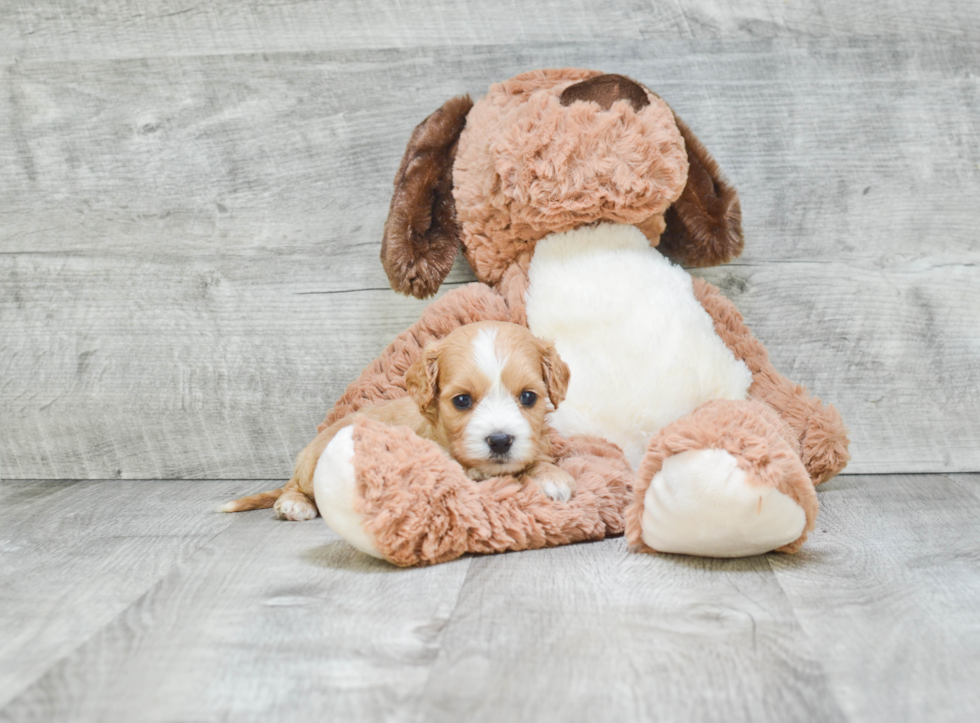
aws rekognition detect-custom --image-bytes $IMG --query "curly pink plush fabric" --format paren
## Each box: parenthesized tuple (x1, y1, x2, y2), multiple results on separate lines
(351, 419, 633, 566)
(453, 69, 689, 286)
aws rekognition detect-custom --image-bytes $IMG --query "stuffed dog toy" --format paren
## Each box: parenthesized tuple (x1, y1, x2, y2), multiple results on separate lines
(265, 69, 850, 566)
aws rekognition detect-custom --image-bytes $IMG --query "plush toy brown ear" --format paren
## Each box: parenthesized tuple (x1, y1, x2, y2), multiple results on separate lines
(657, 114, 744, 267)
(381, 95, 474, 299)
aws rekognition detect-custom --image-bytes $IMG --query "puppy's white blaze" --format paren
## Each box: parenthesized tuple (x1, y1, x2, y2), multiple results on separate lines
(465, 327, 534, 463)
(472, 326, 505, 381)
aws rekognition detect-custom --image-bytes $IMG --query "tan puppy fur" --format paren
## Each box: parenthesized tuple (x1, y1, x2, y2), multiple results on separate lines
(221, 321, 574, 521)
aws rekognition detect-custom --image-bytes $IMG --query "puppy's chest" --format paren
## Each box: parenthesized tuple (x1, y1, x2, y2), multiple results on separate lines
(524, 224, 752, 468)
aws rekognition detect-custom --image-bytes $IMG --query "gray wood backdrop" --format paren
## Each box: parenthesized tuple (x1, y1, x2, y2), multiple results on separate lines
(2, 0, 979, 480)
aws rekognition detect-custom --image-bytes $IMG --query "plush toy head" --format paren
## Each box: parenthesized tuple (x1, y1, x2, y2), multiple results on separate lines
(381, 69, 744, 297)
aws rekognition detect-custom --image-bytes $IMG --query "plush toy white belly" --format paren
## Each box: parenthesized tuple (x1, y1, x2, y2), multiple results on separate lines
(525, 223, 753, 469)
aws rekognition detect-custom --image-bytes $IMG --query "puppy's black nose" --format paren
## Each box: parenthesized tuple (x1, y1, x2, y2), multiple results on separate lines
(486, 433, 514, 455)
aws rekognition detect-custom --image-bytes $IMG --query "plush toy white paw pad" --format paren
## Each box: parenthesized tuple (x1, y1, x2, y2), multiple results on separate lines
(312, 426, 383, 559)
(641, 448, 806, 557)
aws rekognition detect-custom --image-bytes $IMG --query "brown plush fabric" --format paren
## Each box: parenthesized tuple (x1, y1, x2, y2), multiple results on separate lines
(634, 212, 667, 247)
(559, 74, 651, 112)
(452, 69, 689, 287)
(692, 277, 850, 484)
(494, 255, 533, 327)
(625, 399, 819, 556)
(351, 418, 632, 567)
(658, 114, 744, 267)
(381, 94, 474, 298)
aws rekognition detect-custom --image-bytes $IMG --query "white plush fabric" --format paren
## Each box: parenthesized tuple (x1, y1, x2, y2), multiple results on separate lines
(312, 426, 383, 559)
(641, 449, 807, 557)
(525, 223, 753, 468)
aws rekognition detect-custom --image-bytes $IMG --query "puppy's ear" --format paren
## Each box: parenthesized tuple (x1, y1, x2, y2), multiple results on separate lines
(405, 343, 442, 418)
(381, 95, 474, 299)
(539, 340, 571, 409)
(658, 113, 744, 267)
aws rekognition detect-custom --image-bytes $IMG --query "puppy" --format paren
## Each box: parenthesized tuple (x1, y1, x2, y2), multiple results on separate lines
(221, 321, 575, 521)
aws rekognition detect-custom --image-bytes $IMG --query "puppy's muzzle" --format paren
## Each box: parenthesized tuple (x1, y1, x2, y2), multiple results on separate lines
(486, 433, 514, 457)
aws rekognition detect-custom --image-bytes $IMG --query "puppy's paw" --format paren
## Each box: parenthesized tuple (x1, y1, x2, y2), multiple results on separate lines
(273, 492, 319, 521)
(532, 464, 576, 503)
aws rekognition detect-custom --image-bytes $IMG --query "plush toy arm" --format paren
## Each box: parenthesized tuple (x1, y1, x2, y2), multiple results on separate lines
(692, 278, 850, 485)
(320, 283, 512, 429)
(316, 419, 632, 566)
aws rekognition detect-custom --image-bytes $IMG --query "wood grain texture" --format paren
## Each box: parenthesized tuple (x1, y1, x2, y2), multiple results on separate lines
(0, 478, 248, 709)
(2, 39, 978, 478)
(0, 501, 472, 723)
(3, 38, 977, 261)
(416, 541, 846, 723)
(767, 474, 980, 723)
(695, 261, 980, 474)
(1, 1, 976, 64)
(2, 256, 976, 479)
(2, 475, 977, 722)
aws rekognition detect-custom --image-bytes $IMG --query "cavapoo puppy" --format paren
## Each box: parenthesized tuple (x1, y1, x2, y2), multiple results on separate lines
(221, 321, 575, 520)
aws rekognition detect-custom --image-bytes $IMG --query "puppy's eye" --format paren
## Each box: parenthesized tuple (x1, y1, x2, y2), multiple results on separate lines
(519, 391, 537, 407)
(451, 394, 473, 411)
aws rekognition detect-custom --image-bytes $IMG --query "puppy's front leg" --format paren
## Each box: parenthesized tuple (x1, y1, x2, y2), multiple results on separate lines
(526, 461, 576, 502)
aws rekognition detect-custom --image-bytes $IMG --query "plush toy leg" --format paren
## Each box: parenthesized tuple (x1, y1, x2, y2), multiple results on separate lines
(313, 418, 632, 567)
(693, 278, 850, 487)
(625, 399, 818, 557)
(312, 426, 384, 559)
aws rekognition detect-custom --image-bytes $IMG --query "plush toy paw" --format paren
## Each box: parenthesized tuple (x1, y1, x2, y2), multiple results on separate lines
(639, 448, 806, 557)
(313, 418, 631, 566)
(626, 399, 819, 557)
(800, 399, 851, 485)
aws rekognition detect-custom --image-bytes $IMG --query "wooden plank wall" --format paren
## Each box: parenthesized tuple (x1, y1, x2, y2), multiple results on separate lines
(1, 1, 978, 479)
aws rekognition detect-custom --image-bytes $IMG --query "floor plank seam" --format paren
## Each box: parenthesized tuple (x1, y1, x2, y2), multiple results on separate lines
(0, 513, 239, 714)
(941, 473, 980, 502)
(407, 555, 476, 723)
(0, 39, 589, 69)
(763, 554, 854, 723)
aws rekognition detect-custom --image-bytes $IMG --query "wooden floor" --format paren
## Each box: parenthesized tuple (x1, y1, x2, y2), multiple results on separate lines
(0, 474, 978, 722)
(2, 1, 979, 721)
